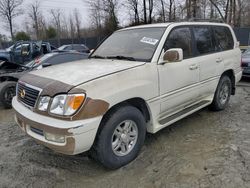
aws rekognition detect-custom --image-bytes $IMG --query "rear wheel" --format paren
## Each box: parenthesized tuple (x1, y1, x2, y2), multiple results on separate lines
(210, 75, 232, 111)
(0, 81, 17, 109)
(90, 105, 146, 169)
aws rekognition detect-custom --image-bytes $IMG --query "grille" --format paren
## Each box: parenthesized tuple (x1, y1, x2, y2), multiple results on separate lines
(17, 82, 40, 108)
(30, 127, 44, 136)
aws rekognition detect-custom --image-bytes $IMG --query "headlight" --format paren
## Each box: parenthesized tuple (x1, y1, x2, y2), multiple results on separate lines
(49, 93, 85, 116)
(38, 96, 50, 111)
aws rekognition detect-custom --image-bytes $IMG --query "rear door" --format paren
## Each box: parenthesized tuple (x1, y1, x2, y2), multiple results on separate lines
(192, 26, 218, 99)
(213, 26, 235, 76)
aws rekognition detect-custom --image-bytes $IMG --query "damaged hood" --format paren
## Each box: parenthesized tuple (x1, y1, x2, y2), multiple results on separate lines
(29, 59, 146, 86)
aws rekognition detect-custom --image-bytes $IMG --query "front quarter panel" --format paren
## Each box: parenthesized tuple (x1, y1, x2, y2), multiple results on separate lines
(75, 63, 159, 122)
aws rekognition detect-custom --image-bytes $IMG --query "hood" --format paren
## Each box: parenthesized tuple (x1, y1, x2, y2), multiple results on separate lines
(29, 59, 146, 86)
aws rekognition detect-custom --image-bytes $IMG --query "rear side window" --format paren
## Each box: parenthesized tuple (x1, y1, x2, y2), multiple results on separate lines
(213, 26, 234, 51)
(164, 27, 193, 59)
(193, 26, 215, 55)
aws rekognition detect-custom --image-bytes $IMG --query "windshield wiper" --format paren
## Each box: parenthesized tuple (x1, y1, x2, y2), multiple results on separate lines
(91, 55, 106, 59)
(107, 55, 136, 61)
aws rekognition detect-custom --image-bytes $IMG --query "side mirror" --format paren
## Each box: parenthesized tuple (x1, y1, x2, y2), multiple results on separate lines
(162, 48, 183, 64)
(42, 63, 52, 68)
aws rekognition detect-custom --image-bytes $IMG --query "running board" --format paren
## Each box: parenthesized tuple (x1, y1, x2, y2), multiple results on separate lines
(159, 100, 211, 125)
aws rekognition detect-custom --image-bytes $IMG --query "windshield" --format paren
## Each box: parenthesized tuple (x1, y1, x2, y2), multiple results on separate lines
(25, 53, 56, 67)
(58, 45, 68, 50)
(91, 27, 166, 62)
(6, 45, 14, 52)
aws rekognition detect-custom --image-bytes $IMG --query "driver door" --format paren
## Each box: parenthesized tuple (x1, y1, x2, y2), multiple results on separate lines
(158, 26, 200, 116)
(11, 42, 32, 64)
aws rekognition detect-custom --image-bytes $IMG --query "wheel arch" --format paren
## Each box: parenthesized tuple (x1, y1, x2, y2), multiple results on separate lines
(221, 69, 235, 95)
(0, 76, 19, 83)
(98, 97, 152, 134)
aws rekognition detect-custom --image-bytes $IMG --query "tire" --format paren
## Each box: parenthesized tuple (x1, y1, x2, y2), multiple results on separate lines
(90, 105, 146, 169)
(210, 75, 232, 111)
(0, 81, 17, 109)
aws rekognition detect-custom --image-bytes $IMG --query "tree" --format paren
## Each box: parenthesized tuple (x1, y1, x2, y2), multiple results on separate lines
(148, 0, 154, 23)
(126, 0, 140, 24)
(46, 26, 57, 39)
(28, 0, 41, 40)
(74, 8, 81, 39)
(103, 0, 119, 34)
(160, 0, 166, 22)
(143, 0, 147, 23)
(87, 0, 119, 35)
(69, 14, 75, 40)
(50, 9, 62, 45)
(0, 0, 23, 41)
(86, 0, 103, 35)
(15, 31, 30, 41)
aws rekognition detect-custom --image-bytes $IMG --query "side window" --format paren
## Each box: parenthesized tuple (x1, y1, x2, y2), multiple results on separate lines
(73, 45, 83, 51)
(193, 26, 215, 55)
(213, 26, 234, 51)
(164, 27, 193, 59)
(64, 46, 72, 50)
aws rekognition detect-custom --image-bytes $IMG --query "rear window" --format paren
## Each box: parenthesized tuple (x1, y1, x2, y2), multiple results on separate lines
(193, 26, 215, 55)
(213, 26, 234, 51)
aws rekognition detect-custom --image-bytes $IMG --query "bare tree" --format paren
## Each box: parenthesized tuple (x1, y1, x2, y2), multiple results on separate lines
(148, 0, 154, 23)
(69, 14, 75, 40)
(103, 0, 119, 34)
(160, 0, 166, 22)
(169, 0, 175, 21)
(126, 0, 140, 24)
(143, 0, 147, 23)
(74, 8, 81, 39)
(50, 9, 62, 45)
(28, 0, 41, 39)
(86, 0, 103, 34)
(0, 0, 23, 40)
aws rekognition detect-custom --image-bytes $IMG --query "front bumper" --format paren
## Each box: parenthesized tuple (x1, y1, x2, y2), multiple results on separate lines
(12, 97, 102, 155)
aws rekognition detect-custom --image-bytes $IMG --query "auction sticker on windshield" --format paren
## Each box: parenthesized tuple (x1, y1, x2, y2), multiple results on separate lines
(140, 37, 159, 45)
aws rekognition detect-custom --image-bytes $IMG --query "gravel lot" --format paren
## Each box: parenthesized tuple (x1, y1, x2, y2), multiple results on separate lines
(0, 79, 250, 188)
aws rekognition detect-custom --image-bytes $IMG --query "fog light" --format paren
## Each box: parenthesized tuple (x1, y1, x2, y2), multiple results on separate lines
(44, 132, 65, 143)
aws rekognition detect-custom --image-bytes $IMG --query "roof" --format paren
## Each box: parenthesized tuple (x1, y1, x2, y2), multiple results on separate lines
(119, 22, 231, 31)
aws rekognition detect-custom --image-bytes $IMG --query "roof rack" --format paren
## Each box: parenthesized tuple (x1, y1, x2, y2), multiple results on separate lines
(175, 18, 225, 23)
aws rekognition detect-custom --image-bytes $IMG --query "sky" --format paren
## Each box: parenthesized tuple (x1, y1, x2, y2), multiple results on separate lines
(0, 0, 90, 37)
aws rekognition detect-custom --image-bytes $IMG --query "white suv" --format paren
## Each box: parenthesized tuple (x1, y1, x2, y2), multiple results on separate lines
(12, 22, 242, 169)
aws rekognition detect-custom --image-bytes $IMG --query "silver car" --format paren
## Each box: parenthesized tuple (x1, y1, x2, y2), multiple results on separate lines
(242, 48, 250, 77)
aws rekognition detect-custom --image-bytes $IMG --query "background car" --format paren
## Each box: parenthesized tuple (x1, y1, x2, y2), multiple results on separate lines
(242, 47, 250, 78)
(57, 44, 90, 53)
(0, 52, 88, 109)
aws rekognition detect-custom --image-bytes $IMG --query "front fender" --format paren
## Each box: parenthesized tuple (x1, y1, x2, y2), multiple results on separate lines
(76, 63, 159, 106)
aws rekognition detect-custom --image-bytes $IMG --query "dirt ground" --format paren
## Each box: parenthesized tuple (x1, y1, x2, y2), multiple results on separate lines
(0, 79, 250, 188)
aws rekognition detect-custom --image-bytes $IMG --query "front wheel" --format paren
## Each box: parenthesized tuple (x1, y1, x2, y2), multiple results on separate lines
(210, 75, 232, 111)
(0, 81, 17, 109)
(90, 106, 146, 169)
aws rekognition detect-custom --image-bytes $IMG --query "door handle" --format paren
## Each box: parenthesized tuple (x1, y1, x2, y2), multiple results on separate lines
(189, 64, 198, 70)
(216, 58, 223, 63)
